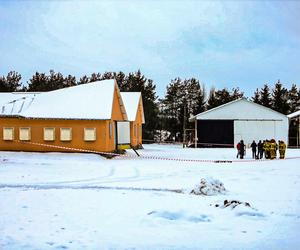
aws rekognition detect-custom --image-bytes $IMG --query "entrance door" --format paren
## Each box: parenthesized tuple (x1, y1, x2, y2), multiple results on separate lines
(197, 120, 234, 147)
(116, 121, 130, 149)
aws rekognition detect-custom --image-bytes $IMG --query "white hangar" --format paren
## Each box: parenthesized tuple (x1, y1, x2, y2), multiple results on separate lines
(190, 98, 288, 147)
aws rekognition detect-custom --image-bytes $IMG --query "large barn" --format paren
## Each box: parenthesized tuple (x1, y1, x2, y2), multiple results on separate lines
(0, 79, 144, 153)
(190, 98, 288, 147)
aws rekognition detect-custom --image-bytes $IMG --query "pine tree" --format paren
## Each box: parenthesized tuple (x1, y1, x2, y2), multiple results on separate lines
(288, 84, 300, 113)
(27, 72, 48, 91)
(271, 80, 289, 114)
(161, 78, 206, 140)
(206, 86, 242, 110)
(0, 71, 22, 92)
(259, 84, 272, 108)
(48, 70, 65, 90)
(113, 71, 126, 89)
(90, 72, 102, 82)
(64, 75, 76, 87)
(78, 75, 89, 85)
(230, 87, 244, 100)
(252, 88, 261, 104)
(193, 80, 206, 114)
(122, 70, 159, 140)
(0, 75, 7, 92)
(160, 78, 182, 139)
(207, 87, 218, 110)
(215, 88, 231, 105)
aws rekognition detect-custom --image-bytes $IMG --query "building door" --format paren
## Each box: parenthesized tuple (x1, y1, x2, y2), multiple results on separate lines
(116, 121, 131, 149)
(197, 120, 234, 147)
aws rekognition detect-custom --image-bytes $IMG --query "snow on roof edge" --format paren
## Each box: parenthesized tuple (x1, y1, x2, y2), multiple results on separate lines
(190, 98, 287, 121)
(287, 109, 300, 119)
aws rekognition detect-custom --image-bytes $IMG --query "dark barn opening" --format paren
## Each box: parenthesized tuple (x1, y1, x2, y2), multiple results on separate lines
(288, 118, 299, 147)
(197, 120, 234, 147)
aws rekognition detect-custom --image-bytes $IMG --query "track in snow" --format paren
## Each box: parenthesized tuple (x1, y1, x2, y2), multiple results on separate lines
(0, 183, 183, 194)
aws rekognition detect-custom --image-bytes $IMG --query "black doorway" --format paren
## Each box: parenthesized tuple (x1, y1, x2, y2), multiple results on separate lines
(197, 120, 234, 147)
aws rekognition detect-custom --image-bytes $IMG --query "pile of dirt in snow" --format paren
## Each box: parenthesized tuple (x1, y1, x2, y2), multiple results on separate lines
(190, 177, 226, 196)
(215, 200, 251, 209)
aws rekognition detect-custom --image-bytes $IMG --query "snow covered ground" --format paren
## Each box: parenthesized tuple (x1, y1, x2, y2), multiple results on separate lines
(1, 144, 300, 249)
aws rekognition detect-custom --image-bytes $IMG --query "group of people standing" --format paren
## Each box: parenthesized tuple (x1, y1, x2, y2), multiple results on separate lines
(236, 139, 286, 160)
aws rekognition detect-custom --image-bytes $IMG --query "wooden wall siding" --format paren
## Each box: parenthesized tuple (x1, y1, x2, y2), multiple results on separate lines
(0, 118, 116, 152)
(129, 100, 144, 146)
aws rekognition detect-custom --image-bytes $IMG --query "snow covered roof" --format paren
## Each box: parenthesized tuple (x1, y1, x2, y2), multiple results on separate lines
(0, 93, 39, 116)
(190, 98, 287, 121)
(287, 110, 300, 119)
(120, 92, 145, 123)
(0, 80, 128, 120)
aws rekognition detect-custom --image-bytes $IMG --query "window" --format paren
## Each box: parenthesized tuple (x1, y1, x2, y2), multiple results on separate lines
(3, 127, 14, 141)
(84, 128, 96, 141)
(60, 128, 72, 141)
(109, 122, 113, 138)
(44, 128, 55, 141)
(19, 127, 31, 141)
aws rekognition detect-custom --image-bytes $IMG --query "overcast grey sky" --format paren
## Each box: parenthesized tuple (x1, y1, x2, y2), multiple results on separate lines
(1, 0, 300, 97)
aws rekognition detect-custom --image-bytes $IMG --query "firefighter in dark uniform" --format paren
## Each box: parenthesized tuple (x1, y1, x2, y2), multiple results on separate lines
(257, 140, 263, 159)
(239, 140, 246, 159)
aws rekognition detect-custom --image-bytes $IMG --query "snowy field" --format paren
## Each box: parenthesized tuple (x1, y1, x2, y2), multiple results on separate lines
(1, 144, 300, 250)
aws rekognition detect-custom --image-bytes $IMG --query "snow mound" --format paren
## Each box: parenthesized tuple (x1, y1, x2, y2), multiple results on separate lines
(148, 210, 211, 223)
(190, 177, 226, 196)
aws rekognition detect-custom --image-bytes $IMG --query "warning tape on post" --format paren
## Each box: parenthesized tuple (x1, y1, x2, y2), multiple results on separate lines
(15, 140, 300, 163)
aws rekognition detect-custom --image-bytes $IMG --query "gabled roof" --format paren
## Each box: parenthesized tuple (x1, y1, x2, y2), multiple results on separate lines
(0, 79, 128, 120)
(120, 92, 145, 123)
(190, 98, 287, 121)
(287, 110, 300, 119)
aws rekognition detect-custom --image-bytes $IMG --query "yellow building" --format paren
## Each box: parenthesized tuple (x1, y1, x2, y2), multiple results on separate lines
(0, 79, 139, 153)
(120, 92, 145, 149)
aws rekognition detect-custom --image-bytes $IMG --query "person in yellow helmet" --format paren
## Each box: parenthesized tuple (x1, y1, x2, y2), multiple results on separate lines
(279, 140, 287, 159)
(264, 140, 270, 159)
(270, 139, 276, 160)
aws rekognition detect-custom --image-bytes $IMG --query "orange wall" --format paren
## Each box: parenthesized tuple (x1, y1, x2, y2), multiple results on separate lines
(130, 121, 142, 146)
(0, 118, 117, 153)
(130, 99, 144, 146)
(0, 85, 129, 153)
(112, 86, 126, 121)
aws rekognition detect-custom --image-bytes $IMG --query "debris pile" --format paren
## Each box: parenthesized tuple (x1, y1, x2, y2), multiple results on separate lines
(215, 200, 251, 209)
(190, 178, 226, 196)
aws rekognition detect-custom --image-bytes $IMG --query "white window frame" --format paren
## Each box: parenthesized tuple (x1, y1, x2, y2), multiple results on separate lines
(60, 128, 72, 141)
(3, 127, 14, 141)
(44, 127, 55, 141)
(84, 128, 96, 141)
(19, 127, 31, 141)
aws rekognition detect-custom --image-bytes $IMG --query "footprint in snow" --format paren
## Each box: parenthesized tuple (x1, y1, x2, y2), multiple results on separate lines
(148, 210, 211, 223)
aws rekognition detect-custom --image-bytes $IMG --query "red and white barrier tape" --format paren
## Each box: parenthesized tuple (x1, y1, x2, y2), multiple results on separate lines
(13, 140, 300, 163)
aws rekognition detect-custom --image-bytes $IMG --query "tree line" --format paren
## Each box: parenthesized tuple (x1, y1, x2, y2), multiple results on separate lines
(1, 70, 299, 141)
